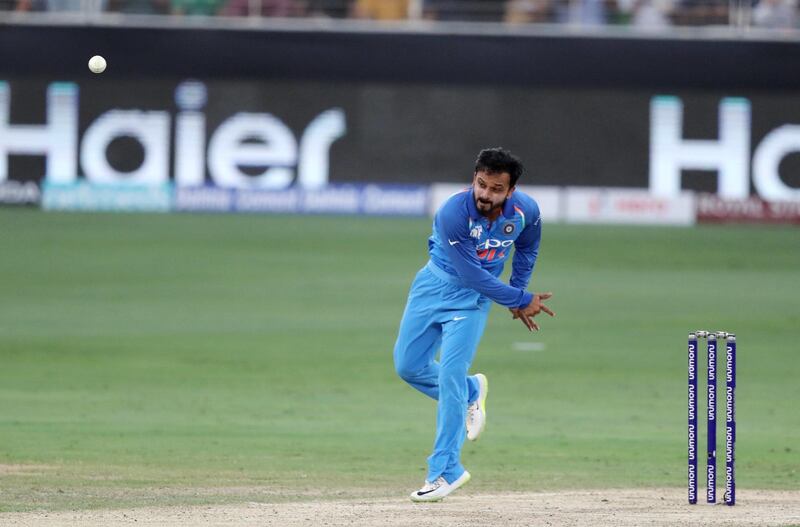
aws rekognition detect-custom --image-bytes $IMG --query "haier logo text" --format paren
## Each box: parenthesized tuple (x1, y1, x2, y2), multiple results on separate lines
(650, 96, 800, 201)
(0, 81, 346, 189)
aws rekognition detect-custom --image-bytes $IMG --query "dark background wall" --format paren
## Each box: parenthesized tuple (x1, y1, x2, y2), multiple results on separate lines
(3, 24, 800, 89)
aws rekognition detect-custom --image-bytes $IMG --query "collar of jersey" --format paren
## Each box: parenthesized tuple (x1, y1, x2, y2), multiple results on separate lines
(466, 188, 517, 221)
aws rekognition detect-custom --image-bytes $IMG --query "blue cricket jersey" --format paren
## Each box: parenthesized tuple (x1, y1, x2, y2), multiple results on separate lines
(428, 188, 541, 309)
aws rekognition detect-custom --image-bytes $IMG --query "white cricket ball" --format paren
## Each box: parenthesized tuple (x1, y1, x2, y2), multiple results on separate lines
(88, 55, 107, 74)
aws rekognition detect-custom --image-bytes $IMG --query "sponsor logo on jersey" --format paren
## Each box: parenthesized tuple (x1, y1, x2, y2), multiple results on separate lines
(476, 238, 514, 250)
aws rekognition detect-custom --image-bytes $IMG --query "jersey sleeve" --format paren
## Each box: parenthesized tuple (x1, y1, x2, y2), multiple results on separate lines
(509, 211, 541, 290)
(435, 206, 533, 309)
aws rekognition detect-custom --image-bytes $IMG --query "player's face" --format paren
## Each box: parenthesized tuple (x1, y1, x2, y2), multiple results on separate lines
(472, 170, 514, 216)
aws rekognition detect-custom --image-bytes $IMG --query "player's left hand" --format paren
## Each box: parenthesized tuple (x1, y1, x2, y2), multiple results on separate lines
(510, 307, 538, 331)
(510, 292, 555, 331)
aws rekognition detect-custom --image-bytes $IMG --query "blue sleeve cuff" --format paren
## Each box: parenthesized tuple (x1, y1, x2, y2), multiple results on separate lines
(518, 291, 534, 309)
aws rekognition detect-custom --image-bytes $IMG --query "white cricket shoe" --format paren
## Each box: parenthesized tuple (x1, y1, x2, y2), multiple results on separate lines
(409, 471, 471, 502)
(466, 373, 488, 441)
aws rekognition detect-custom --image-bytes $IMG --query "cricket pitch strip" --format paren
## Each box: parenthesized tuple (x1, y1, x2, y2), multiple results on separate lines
(3, 488, 800, 526)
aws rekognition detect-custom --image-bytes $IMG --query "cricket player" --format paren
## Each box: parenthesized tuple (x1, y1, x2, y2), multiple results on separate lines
(394, 147, 554, 502)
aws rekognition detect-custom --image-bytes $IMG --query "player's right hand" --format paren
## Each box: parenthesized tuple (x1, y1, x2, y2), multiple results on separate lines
(510, 292, 555, 331)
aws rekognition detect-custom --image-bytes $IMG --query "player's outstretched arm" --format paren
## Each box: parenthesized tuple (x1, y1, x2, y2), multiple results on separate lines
(510, 292, 555, 331)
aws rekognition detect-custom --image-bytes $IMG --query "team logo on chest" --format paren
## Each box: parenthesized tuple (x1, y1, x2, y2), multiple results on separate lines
(503, 223, 515, 235)
(470, 224, 483, 239)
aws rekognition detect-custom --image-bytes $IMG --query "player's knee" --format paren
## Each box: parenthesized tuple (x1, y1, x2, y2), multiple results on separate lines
(394, 360, 416, 382)
(393, 351, 417, 382)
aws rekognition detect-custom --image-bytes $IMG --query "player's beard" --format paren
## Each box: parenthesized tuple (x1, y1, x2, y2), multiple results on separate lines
(475, 195, 505, 216)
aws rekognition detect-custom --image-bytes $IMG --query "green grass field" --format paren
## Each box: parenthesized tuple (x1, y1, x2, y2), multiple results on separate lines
(0, 209, 798, 512)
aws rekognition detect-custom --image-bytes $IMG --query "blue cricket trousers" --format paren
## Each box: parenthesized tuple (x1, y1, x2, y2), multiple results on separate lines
(393, 261, 490, 484)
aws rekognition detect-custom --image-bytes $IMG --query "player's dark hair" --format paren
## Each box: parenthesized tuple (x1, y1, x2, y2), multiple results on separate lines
(474, 147, 524, 187)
